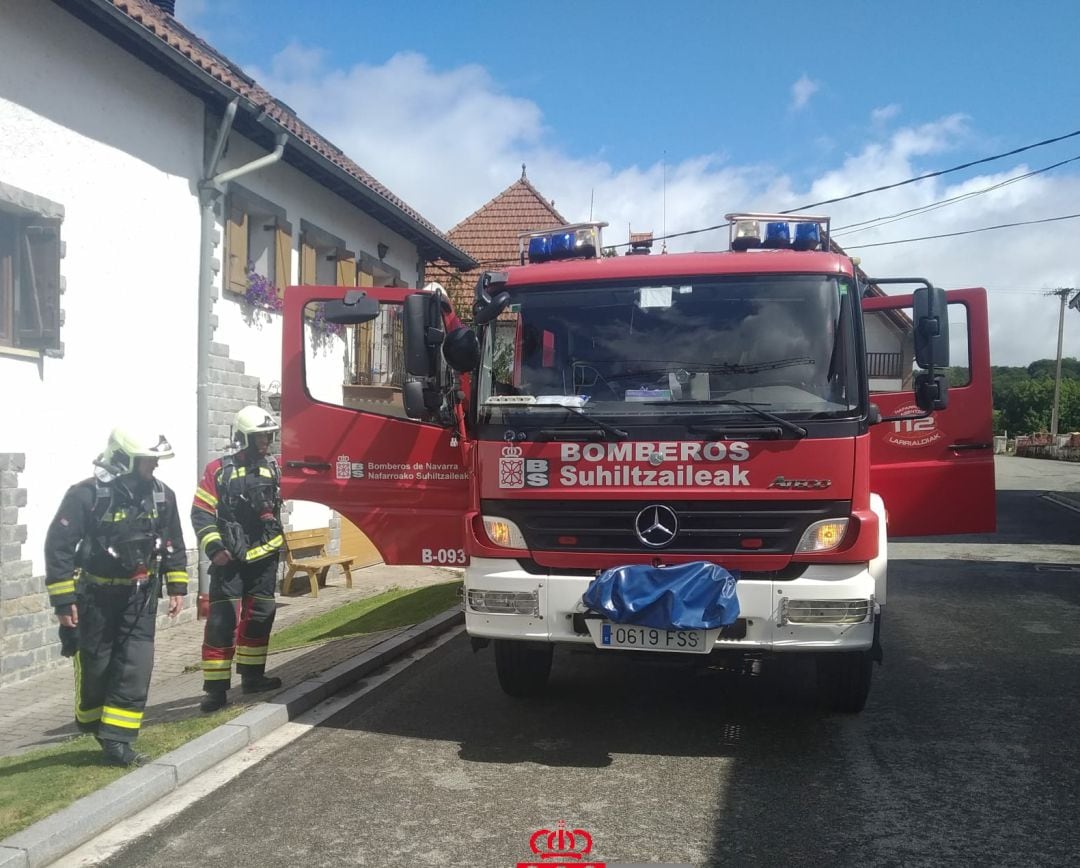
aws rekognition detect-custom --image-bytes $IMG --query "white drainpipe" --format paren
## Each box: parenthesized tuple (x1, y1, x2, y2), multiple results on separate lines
(196, 102, 287, 604)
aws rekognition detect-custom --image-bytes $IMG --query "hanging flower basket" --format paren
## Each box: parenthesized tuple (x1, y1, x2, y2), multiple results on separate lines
(242, 268, 283, 326)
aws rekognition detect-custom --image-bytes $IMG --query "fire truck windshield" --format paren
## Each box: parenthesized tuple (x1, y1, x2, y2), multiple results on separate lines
(477, 274, 859, 429)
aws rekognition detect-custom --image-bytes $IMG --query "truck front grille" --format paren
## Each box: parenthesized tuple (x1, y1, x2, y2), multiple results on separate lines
(482, 499, 851, 555)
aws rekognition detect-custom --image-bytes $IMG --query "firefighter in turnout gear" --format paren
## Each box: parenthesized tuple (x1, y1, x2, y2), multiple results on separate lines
(44, 427, 188, 767)
(193, 406, 284, 712)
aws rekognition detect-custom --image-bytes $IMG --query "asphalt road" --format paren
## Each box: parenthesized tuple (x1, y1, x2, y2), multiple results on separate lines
(103, 457, 1080, 868)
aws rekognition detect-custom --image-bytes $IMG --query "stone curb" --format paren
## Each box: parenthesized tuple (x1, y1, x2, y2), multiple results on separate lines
(0, 607, 464, 868)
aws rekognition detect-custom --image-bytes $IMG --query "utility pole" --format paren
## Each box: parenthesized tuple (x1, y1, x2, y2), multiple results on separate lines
(1048, 287, 1078, 437)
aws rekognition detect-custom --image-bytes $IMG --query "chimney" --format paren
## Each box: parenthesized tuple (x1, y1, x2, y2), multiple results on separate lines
(149, 0, 176, 14)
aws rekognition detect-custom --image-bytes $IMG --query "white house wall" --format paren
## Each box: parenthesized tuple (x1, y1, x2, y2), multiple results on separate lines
(0, 0, 203, 576)
(211, 133, 422, 530)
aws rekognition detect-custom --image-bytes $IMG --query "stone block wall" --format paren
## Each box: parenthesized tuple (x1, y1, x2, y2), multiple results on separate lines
(1, 453, 61, 684)
(206, 341, 261, 455)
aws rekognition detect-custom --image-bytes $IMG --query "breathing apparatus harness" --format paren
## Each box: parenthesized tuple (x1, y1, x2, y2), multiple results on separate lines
(83, 474, 169, 585)
(216, 453, 282, 559)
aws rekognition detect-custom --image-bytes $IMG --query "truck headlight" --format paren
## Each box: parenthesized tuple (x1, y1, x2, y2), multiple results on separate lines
(781, 598, 872, 624)
(795, 518, 849, 553)
(482, 515, 527, 549)
(467, 589, 539, 616)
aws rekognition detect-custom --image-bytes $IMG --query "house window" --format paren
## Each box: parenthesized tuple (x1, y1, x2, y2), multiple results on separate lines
(358, 251, 404, 289)
(0, 206, 63, 355)
(225, 189, 291, 298)
(348, 252, 406, 389)
(299, 220, 355, 288)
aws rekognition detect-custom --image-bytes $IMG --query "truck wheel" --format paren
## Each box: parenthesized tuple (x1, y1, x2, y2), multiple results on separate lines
(816, 650, 873, 713)
(493, 640, 553, 697)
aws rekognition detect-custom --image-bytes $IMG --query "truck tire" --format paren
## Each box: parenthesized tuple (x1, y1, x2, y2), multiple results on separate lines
(816, 650, 873, 713)
(493, 640, 553, 697)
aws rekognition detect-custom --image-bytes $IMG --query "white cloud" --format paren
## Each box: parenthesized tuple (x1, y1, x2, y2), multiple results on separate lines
(253, 46, 1080, 366)
(790, 74, 820, 111)
(872, 104, 901, 125)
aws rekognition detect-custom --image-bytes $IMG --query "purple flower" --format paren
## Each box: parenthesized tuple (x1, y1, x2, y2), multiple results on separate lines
(312, 303, 345, 337)
(245, 269, 284, 313)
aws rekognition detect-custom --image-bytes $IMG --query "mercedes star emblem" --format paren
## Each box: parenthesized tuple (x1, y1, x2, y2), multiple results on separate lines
(634, 504, 679, 548)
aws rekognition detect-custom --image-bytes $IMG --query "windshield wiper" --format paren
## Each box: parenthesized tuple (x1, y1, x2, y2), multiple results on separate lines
(687, 424, 784, 441)
(524, 406, 630, 441)
(649, 399, 807, 439)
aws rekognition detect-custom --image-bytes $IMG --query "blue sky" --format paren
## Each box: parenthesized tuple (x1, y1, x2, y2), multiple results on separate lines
(178, 0, 1080, 365)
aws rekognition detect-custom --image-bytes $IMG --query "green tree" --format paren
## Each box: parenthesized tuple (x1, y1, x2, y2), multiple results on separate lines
(990, 358, 1080, 435)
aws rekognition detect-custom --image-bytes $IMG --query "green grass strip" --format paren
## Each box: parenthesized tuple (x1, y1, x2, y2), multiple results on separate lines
(268, 580, 462, 653)
(1, 581, 462, 839)
(0, 707, 242, 840)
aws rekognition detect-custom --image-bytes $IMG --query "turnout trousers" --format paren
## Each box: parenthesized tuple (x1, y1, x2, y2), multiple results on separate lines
(73, 579, 158, 743)
(201, 554, 279, 691)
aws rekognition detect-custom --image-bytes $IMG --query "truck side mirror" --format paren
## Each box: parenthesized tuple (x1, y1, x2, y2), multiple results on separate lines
(402, 379, 443, 419)
(404, 292, 444, 377)
(320, 291, 380, 325)
(402, 292, 450, 422)
(473, 270, 511, 325)
(443, 327, 480, 373)
(473, 292, 510, 325)
(914, 373, 949, 412)
(912, 286, 950, 369)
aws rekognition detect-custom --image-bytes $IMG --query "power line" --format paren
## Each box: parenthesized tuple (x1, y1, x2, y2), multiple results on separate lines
(430, 127, 1080, 266)
(788, 127, 1080, 213)
(843, 212, 1080, 249)
(832, 154, 1080, 236)
(606, 124, 1080, 249)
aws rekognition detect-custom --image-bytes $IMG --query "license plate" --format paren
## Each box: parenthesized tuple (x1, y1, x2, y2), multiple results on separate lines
(584, 620, 719, 654)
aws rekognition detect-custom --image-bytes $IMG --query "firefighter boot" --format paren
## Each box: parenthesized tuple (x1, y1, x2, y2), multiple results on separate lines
(241, 674, 282, 694)
(100, 739, 147, 767)
(200, 687, 228, 713)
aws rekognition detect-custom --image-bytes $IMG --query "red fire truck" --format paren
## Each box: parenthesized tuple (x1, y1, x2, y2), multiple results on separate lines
(280, 212, 995, 713)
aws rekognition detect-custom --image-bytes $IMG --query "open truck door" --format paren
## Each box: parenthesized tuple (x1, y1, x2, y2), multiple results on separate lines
(863, 287, 995, 537)
(280, 285, 470, 566)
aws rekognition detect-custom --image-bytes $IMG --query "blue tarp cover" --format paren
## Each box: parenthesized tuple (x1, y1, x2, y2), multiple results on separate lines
(582, 561, 740, 630)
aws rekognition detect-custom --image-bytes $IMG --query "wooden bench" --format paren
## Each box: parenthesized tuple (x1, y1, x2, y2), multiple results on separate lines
(281, 528, 355, 598)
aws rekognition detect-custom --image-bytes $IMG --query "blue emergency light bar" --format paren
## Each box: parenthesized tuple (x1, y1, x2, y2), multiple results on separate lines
(764, 221, 790, 248)
(725, 212, 830, 252)
(519, 222, 608, 264)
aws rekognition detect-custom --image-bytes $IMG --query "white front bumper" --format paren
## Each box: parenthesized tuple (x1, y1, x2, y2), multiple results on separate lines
(465, 557, 879, 652)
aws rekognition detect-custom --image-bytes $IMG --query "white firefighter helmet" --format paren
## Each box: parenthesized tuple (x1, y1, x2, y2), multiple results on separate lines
(233, 405, 279, 450)
(98, 426, 175, 476)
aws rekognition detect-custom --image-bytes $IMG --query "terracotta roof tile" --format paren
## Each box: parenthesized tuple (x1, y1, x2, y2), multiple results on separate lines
(105, 0, 461, 258)
(427, 173, 568, 315)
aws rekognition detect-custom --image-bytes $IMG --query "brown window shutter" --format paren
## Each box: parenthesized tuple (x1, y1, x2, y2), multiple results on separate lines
(300, 234, 317, 284)
(226, 207, 248, 294)
(17, 220, 62, 352)
(274, 220, 293, 298)
(336, 250, 356, 287)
